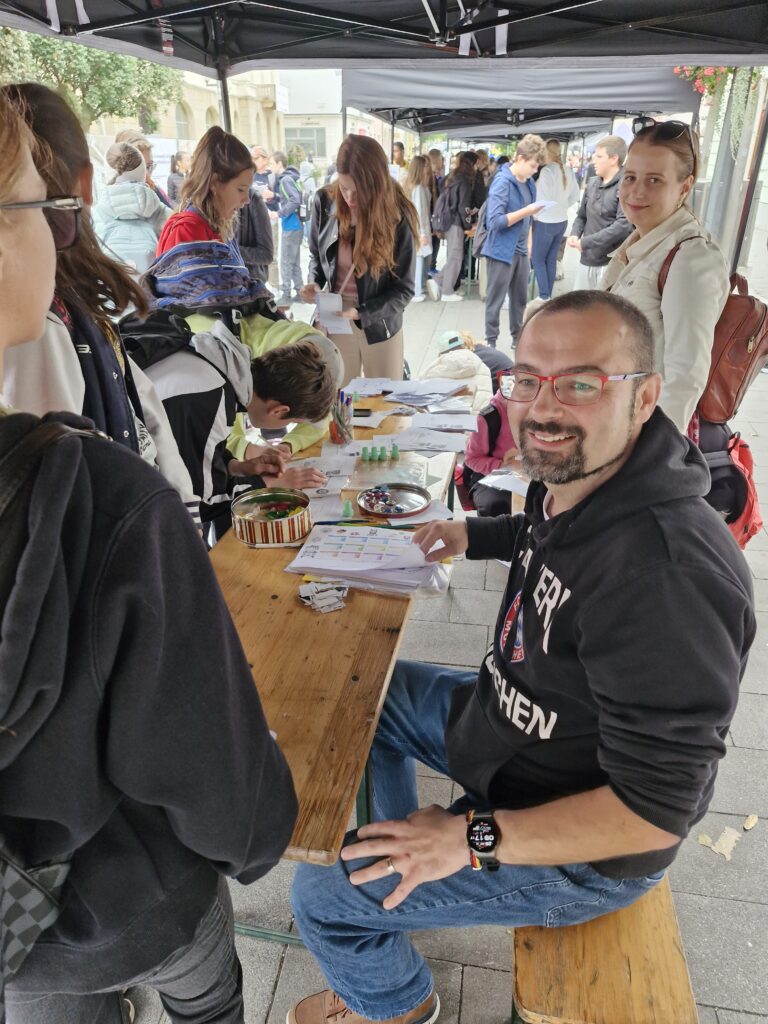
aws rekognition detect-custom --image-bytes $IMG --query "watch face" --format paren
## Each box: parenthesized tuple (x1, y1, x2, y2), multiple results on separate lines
(469, 820, 497, 852)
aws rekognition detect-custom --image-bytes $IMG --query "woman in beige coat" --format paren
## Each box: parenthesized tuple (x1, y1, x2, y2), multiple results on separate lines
(601, 119, 729, 436)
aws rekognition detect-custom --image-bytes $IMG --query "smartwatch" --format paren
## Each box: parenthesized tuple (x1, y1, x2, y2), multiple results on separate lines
(466, 809, 501, 872)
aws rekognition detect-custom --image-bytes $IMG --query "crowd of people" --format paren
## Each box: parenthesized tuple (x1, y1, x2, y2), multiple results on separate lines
(0, 76, 759, 1024)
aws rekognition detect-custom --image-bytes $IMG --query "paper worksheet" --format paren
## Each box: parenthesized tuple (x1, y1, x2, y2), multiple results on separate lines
(425, 397, 473, 414)
(478, 470, 529, 496)
(411, 412, 478, 433)
(534, 199, 558, 212)
(315, 292, 353, 334)
(389, 427, 467, 453)
(299, 454, 356, 496)
(345, 378, 402, 397)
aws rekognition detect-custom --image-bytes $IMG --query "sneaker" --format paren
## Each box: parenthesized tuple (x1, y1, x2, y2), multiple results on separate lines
(441, 293, 463, 303)
(426, 279, 440, 302)
(411, 294, 426, 303)
(287, 989, 439, 1024)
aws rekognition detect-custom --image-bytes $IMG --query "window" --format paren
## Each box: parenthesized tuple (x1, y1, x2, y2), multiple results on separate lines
(175, 102, 193, 140)
(285, 127, 327, 160)
(205, 106, 219, 129)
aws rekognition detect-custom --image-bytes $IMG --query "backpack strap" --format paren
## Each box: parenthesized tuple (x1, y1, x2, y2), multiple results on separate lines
(478, 403, 502, 453)
(657, 235, 705, 295)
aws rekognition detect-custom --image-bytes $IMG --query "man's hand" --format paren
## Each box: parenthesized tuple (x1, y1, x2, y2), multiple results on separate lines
(262, 188, 275, 201)
(412, 520, 469, 562)
(262, 466, 328, 490)
(300, 282, 321, 303)
(567, 235, 582, 251)
(341, 806, 468, 910)
(341, 307, 359, 320)
(501, 448, 522, 467)
(229, 446, 288, 478)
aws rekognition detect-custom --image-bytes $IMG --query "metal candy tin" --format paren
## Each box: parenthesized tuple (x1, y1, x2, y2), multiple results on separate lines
(356, 483, 432, 519)
(231, 487, 312, 547)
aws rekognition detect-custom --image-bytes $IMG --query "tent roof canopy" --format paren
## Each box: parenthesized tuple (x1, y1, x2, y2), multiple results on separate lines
(380, 106, 623, 139)
(345, 64, 701, 120)
(0, 1, 766, 78)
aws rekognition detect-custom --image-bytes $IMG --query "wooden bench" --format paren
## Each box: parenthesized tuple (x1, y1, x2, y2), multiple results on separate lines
(512, 877, 699, 1024)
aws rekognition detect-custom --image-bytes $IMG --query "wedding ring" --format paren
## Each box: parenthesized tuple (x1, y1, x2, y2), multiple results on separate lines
(386, 857, 396, 874)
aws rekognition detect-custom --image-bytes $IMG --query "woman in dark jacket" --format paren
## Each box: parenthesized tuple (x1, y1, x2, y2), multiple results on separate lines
(300, 135, 417, 385)
(429, 152, 476, 303)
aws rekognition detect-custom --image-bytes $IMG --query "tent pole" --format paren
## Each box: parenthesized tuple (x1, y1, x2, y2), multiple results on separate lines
(391, 110, 396, 159)
(212, 13, 232, 133)
(342, 106, 348, 138)
(732, 80, 768, 274)
(218, 69, 233, 133)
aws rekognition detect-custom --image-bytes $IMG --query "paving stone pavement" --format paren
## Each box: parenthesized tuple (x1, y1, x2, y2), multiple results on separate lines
(135, 246, 767, 1023)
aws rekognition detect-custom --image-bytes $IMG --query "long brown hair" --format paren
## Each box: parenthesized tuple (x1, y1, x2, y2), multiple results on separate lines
(545, 139, 567, 188)
(181, 126, 252, 241)
(404, 154, 432, 198)
(330, 135, 418, 280)
(2, 83, 147, 322)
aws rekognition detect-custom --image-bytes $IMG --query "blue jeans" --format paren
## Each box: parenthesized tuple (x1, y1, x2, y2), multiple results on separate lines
(291, 660, 664, 1021)
(530, 220, 566, 299)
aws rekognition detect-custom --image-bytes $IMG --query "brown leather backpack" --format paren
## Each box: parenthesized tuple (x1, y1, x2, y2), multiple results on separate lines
(658, 238, 768, 423)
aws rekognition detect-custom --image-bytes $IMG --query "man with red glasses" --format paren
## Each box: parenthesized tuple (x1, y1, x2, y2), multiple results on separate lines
(286, 290, 754, 1024)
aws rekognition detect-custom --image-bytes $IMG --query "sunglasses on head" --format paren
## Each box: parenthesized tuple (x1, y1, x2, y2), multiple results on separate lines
(632, 116, 695, 151)
(0, 195, 83, 251)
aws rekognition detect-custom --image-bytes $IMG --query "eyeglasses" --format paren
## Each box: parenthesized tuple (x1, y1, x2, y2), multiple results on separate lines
(0, 196, 83, 251)
(632, 116, 695, 155)
(498, 371, 650, 406)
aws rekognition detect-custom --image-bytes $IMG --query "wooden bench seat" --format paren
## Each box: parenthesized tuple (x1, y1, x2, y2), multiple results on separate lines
(512, 877, 699, 1024)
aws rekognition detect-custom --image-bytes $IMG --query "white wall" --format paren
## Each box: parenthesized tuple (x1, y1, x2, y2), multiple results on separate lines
(280, 69, 342, 115)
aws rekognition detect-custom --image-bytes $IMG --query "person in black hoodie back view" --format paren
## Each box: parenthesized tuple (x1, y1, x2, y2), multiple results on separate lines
(285, 290, 754, 1024)
(0, 93, 297, 1024)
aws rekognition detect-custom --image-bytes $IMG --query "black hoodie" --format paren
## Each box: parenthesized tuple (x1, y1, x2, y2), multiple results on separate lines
(447, 410, 754, 878)
(0, 411, 297, 989)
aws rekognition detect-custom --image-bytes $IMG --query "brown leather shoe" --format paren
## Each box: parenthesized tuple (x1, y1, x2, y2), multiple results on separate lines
(286, 988, 439, 1024)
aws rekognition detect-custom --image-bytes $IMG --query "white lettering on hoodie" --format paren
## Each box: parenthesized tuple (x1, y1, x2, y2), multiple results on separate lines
(486, 649, 558, 740)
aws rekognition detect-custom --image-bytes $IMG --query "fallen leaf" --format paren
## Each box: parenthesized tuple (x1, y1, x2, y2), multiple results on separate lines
(697, 827, 742, 861)
(743, 814, 759, 831)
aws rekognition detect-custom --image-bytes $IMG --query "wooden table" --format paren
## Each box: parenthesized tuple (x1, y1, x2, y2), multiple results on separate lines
(210, 398, 457, 868)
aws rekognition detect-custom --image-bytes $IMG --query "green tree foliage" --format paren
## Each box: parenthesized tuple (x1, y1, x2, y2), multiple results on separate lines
(0, 27, 182, 131)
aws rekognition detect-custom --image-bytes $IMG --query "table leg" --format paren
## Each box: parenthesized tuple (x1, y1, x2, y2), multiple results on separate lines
(447, 473, 455, 512)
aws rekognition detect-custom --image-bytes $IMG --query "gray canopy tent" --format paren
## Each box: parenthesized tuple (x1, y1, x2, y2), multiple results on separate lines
(1, 0, 766, 268)
(1, 1, 767, 86)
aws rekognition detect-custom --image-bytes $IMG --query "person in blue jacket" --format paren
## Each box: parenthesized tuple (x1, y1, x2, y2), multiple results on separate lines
(482, 134, 547, 349)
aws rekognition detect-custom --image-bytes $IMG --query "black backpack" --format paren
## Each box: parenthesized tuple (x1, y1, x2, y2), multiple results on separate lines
(0, 416, 103, 1017)
(431, 182, 458, 236)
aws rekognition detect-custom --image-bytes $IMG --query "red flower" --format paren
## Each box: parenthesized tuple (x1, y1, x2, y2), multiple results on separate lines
(704, 67, 715, 76)
(674, 66, 681, 74)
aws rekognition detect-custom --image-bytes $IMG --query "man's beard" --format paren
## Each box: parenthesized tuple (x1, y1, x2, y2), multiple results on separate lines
(518, 416, 634, 484)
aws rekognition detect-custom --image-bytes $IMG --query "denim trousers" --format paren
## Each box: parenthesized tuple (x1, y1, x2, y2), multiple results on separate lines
(531, 220, 566, 299)
(291, 660, 664, 1021)
(279, 228, 303, 297)
(7, 878, 244, 1024)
